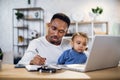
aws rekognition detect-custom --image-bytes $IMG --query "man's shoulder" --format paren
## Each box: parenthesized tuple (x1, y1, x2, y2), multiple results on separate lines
(34, 36, 45, 40)
(62, 38, 70, 44)
(61, 38, 71, 50)
(30, 36, 45, 43)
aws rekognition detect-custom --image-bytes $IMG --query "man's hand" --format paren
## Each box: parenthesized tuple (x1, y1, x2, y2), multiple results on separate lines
(30, 55, 46, 65)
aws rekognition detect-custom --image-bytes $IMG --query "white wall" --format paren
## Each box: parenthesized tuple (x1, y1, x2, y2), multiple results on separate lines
(0, 0, 120, 56)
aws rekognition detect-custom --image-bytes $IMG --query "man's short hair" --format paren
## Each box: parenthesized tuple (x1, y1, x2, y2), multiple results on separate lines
(51, 13, 70, 28)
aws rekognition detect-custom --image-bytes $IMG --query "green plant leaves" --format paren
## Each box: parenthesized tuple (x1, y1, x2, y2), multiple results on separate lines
(15, 11, 24, 20)
(92, 6, 103, 15)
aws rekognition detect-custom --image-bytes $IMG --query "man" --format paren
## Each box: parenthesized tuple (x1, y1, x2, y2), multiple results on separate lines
(18, 13, 71, 65)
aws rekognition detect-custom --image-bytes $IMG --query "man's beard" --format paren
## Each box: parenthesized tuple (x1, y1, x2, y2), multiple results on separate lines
(50, 36, 61, 45)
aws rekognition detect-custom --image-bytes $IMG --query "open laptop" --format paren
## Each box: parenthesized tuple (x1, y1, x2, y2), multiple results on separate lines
(49, 35, 120, 72)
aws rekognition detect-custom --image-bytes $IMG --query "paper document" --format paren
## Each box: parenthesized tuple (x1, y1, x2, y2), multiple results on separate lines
(25, 65, 42, 71)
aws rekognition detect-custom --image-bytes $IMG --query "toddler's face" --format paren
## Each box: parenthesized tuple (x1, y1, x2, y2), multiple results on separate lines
(71, 35, 87, 53)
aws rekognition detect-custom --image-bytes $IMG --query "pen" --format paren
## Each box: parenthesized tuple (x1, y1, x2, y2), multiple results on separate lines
(35, 48, 39, 53)
(35, 48, 39, 54)
(35, 48, 47, 65)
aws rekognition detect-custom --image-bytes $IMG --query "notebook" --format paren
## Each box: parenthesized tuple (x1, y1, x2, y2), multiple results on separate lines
(49, 35, 120, 72)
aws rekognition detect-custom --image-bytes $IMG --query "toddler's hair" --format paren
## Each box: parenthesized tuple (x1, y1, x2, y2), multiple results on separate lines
(71, 32, 89, 42)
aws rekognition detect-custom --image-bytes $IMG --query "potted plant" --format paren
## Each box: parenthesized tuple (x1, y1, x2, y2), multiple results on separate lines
(92, 6, 103, 16)
(0, 48, 3, 60)
(90, 6, 103, 21)
(15, 11, 24, 21)
(15, 11, 24, 26)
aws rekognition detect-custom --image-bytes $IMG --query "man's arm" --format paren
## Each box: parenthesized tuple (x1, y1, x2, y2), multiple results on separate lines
(30, 55, 46, 65)
(18, 40, 39, 64)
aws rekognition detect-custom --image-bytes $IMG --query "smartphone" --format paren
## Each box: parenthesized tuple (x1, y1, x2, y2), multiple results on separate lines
(14, 64, 25, 68)
(38, 67, 56, 73)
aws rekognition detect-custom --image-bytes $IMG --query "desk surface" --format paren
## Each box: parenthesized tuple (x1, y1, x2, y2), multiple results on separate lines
(0, 64, 120, 80)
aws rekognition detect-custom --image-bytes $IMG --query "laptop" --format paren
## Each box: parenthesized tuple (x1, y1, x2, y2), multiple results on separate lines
(49, 35, 120, 72)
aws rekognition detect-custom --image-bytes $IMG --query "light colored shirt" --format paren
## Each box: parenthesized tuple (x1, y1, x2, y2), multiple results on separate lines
(18, 36, 71, 65)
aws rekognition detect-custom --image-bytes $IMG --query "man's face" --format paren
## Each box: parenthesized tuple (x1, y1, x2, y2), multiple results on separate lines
(46, 18, 68, 45)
